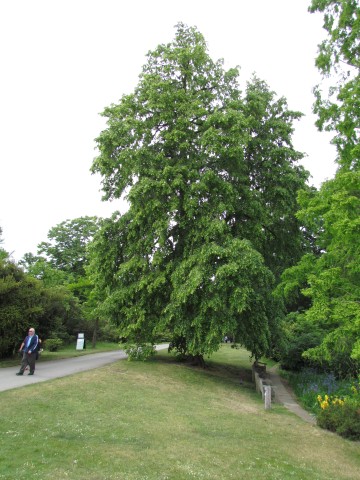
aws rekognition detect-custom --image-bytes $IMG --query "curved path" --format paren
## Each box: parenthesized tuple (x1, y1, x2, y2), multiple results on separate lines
(0, 345, 168, 393)
(268, 365, 316, 424)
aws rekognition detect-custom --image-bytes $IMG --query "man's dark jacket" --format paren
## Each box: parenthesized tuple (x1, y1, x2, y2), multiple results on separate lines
(22, 334, 39, 354)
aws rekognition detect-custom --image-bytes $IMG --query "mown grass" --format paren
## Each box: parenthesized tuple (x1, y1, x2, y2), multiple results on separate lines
(0, 345, 359, 480)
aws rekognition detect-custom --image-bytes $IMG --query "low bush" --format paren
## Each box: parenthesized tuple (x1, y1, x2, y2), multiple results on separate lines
(283, 367, 360, 440)
(317, 398, 360, 441)
(280, 319, 324, 371)
(44, 338, 63, 352)
(124, 343, 156, 361)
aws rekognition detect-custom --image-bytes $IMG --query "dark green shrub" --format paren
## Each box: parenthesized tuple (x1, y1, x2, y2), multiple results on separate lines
(44, 338, 63, 352)
(281, 329, 323, 371)
(98, 323, 122, 343)
(304, 330, 359, 379)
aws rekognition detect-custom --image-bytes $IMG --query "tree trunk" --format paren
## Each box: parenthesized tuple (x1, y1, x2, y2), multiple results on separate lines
(190, 354, 206, 368)
(92, 318, 99, 348)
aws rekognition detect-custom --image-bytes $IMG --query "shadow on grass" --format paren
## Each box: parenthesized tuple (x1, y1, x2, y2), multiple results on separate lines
(149, 347, 255, 390)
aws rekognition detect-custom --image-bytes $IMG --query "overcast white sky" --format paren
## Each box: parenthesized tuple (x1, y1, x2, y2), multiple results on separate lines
(0, 0, 337, 261)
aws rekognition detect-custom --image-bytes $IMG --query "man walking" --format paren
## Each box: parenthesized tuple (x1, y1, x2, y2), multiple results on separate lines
(16, 328, 39, 376)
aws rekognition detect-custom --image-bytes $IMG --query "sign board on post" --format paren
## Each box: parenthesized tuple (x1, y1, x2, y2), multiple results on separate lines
(76, 333, 85, 350)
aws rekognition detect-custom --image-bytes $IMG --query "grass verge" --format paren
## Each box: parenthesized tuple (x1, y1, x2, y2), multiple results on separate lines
(0, 345, 359, 480)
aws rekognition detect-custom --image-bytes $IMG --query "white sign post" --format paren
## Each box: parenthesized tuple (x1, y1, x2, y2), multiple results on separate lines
(76, 333, 85, 350)
(264, 385, 272, 410)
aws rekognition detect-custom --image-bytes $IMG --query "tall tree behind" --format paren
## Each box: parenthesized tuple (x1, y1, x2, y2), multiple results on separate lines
(241, 77, 308, 278)
(0, 257, 82, 358)
(21, 217, 103, 345)
(37, 216, 101, 280)
(90, 24, 307, 362)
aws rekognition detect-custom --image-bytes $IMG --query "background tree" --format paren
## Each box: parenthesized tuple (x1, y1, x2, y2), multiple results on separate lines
(20, 217, 104, 347)
(20, 253, 70, 287)
(90, 24, 308, 362)
(0, 256, 82, 358)
(38, 216, 102, 280)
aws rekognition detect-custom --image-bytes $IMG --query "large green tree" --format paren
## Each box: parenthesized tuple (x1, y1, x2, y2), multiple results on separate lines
(90, 24, 308, 362)
(276, 1, 360, 376)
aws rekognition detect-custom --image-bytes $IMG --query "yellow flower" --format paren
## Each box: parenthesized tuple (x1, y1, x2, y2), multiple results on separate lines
(332, 397, 344, 406)
(320, 399, 329, 410)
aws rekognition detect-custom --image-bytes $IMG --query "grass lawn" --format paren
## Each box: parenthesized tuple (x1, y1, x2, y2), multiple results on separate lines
(0, 345, 359, 480)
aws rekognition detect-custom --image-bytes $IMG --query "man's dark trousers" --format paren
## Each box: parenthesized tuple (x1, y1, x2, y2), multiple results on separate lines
(19, 352, 36, 374)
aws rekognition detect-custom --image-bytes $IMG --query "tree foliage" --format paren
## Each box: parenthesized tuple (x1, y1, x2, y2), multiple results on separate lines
(20, 217, 105, 345)
(241, 78, 307, 278)
(309, 0, 360, 169)
(0, 227, 7, 261)
(90, 24, 308, 361)
(0, 257, 82, 358)
(277, 171, 360, 376)
(276, 1, 360, 376)
(37, 216, 101, 280)
(20, 253, 70, 287)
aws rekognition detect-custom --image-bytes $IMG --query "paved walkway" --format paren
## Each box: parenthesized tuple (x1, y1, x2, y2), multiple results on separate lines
(0, 345, 169, 393)
(268, 365, 316, 424)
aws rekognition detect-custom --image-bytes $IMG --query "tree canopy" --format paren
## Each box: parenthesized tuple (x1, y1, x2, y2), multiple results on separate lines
(310, 0, 359, 169)
(0, 256, 82, 357)
(37, 216, 102, 281)
(276, 171, 360, 375)
(90, 23, 308, 361)
(275, 0, 360, 376)
(19, 216, 106, 346)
